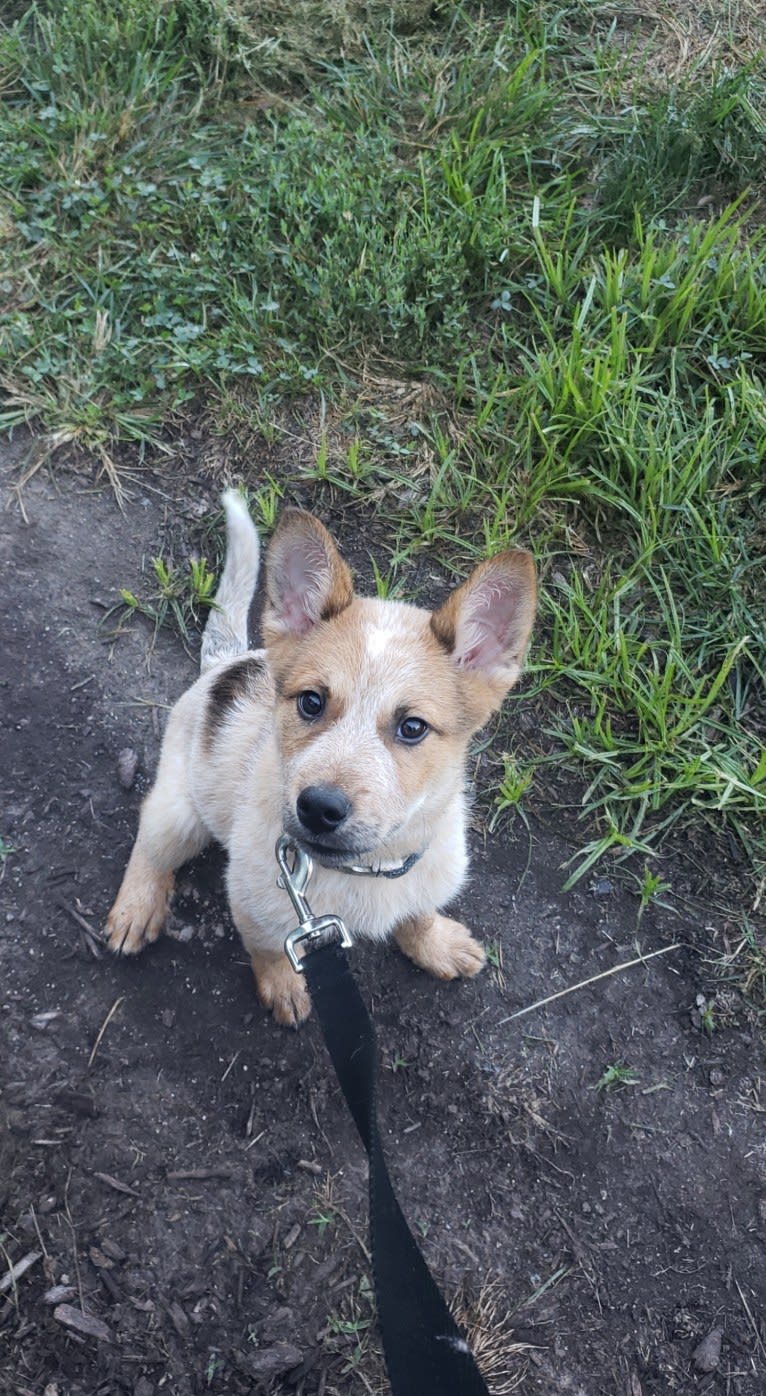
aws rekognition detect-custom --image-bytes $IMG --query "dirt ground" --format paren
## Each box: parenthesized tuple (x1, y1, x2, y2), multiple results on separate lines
(1, 432, 764, 1396)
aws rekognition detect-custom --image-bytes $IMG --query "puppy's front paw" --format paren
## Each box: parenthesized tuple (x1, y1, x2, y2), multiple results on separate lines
(436, 918, 487, 979)
(394, 913, 487, 981)
(251, 951, 311, 1027)
(105, 870, 173, 955)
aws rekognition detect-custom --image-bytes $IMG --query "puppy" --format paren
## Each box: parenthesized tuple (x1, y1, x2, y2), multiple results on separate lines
(106, 493, 536, 1025)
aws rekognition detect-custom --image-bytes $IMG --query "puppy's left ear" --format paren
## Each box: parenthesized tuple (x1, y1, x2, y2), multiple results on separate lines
(430, 550, 537, 722)
(263, 510, 354, 644)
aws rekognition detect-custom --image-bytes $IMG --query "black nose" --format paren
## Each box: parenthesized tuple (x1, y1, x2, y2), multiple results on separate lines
(296, 785, 351, 837)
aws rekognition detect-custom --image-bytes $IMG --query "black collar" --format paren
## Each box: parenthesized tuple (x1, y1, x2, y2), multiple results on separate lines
(333, 849, 423, 880)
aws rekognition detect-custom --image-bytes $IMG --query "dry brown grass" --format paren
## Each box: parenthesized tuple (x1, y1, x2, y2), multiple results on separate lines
(195, 0, 435, 84)
(454, 1281, 535, 1394)
(595, 0, 765, 84)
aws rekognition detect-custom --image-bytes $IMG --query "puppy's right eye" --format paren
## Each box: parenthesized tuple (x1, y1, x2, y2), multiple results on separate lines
(297, 690, 325, 720)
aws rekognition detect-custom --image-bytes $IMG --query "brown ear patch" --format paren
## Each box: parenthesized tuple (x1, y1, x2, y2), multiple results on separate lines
(429, 606, 456, 654)
(204, 656, 265, 747)
(320, 589, 352, 623)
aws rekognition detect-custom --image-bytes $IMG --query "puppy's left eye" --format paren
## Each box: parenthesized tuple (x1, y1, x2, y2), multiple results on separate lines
(297, 690, 325, 720)
(396, 716, 429, 745)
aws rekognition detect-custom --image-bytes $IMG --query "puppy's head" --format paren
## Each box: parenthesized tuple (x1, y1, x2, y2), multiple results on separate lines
(263, 511, 536, 866)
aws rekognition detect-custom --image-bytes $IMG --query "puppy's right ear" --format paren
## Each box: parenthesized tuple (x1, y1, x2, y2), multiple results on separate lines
(263, 510, 353, 643)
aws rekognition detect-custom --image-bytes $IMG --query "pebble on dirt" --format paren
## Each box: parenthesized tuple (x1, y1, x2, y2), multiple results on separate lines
(116, 747, 139, 789)
(692, 1327, 723, 1373)
(240, 1342, 303, 1379)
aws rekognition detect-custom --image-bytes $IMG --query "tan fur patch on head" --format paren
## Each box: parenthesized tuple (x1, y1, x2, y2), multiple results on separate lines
(270, 597, 470, 853)
(261, 512, 537, 858)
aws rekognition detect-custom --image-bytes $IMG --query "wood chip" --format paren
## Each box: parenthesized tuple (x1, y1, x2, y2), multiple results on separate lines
(245, 1343, 303, 1379)
(97, 1267, 122, 1303)
(283, 1223, 301, 1251)
(30, 1011, 63, 1031)
(0, 1249, 42, 1293)
(94, 1171, 139, 1197)
(129, 1296, 155, 1313)
(43, 1284, 78, 1305)
(88, 1246, 113, 1269)
(53, 1303, 112, 1342)
(166, 1300, 190, 1337)
(55, 1086, 98, 1118)
(99, 1237, 126, 1262)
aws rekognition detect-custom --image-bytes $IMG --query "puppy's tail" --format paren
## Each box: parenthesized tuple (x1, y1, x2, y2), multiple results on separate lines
(200, 490, 261, 674)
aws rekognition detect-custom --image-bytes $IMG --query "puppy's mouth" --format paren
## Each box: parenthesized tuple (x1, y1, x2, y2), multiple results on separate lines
(293, 837, 369, 869)
(282, 815, 381, 869)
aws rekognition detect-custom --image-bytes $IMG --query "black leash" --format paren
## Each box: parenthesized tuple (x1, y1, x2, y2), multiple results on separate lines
(303, 942, 490, 1395)
(276, 838, 490, 1396)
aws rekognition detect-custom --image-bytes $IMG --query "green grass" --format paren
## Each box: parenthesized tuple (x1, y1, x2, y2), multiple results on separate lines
(593, 1063, 640, 1092)
(106, 553, 218, 645)
(1, 0, 765, 907)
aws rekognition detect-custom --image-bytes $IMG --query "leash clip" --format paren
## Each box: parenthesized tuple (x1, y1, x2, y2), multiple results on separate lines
(276, 835, 353, 973)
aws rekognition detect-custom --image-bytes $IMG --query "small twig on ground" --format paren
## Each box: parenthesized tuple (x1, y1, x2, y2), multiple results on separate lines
(117, 697, 172, 711)
(29, 1205, 49, 1261)
(94, 1171, 140, 1198)
(88, 995, 125, 1068)
(57, 900, 104, 958)
(63, 1168, 86, 1316)
(517, 1264, 572, 1311)
(735, 1277, 766, 1358)
(220, 1050, 240, 1082)
(498, 943, 682, 1024)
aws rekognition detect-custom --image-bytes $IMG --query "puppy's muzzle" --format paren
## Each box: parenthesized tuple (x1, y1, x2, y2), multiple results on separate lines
(296, 784, 351, 838)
